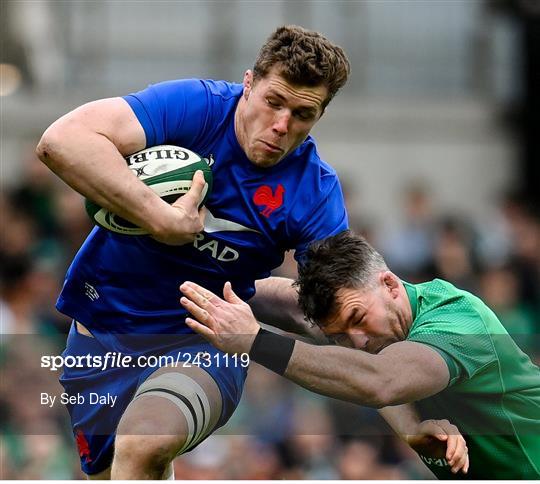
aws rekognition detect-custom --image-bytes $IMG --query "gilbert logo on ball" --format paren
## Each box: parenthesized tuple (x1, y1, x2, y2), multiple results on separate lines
(85, 145, 213, 235)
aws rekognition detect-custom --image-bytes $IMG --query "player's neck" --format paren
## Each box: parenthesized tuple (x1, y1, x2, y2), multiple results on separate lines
(234, 97, 247, 153)
(398, 282, 414, 338)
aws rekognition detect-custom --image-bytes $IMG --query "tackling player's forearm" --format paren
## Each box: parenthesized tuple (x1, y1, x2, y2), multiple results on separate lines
(378, 404, 421, 441)
(283, 340, 449, 408)
(284, 341, 388, 407)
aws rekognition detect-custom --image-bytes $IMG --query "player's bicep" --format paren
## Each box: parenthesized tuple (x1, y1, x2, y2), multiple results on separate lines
(52, 97, 146, 156)
(100, 98, 147, 155)
(378, 341, 450, 405)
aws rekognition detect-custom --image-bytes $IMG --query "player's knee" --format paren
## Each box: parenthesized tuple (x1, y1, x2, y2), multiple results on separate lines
(114, 433, 179, 472)
(129, 371, 218, 453)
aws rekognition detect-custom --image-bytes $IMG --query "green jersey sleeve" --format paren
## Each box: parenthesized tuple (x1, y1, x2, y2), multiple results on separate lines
(408, 318, 497, 386)
(406, 281, 499, 387)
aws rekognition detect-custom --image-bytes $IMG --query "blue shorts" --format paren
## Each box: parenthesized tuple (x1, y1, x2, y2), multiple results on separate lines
(59, 323, 248, 475)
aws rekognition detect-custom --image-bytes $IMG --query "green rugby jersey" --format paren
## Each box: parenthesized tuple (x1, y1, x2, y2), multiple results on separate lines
(404, 279, 540, 480)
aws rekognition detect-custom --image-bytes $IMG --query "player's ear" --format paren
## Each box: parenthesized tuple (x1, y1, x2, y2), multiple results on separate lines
(381, 271, 400, 297)
(243, 70, 253, 100)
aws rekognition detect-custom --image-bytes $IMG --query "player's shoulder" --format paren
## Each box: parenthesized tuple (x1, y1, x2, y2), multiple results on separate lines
(280, 137, 345, 234)
(416, 278, 466, 301)
(294, 137, 335, 170)
(200, 79, 243, 101)
(291, 136, 339, 186)
(128, 78, 241, 103)
(413, 279, 496, 333)
(422, 279, 490, 312)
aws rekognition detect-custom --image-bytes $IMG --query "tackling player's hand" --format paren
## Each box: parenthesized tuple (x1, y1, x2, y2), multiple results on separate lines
(151, 170, 207, 245)
(406, 419, 469, 475)
(180, 281, 260, 354)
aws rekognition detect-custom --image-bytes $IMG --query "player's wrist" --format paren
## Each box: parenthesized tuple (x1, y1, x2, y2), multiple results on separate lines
(135, 192, 174, 235)
(148, 202, 198, 243)
(248, 328, 296, 375)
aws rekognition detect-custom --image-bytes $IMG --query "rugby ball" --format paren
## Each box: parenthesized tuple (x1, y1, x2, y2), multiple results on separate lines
(85, 145, 213, 235)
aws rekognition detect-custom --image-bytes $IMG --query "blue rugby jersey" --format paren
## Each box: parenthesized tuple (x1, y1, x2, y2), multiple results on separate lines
(56, 79, 348, 349)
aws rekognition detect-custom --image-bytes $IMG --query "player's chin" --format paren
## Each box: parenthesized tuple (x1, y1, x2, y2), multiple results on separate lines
(248, 150, 283, 168)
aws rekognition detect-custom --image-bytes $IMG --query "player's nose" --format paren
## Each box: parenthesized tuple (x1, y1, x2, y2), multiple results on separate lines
(347, 329, 369, 350)
(272, 111, 290, 135)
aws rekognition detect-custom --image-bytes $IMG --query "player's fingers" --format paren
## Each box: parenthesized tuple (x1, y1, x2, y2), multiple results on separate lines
(445, 433, 458, 462)
(454, 436, 468, 467)
(180, 296, 215, 329)
(464, 453, 469, 474)
(182, 280, 212, 295)
(448, 434, 467, 472)
(184, 170, 206, 203)
(180, 281, 220, 306)
(180, 284, 210, 308)
(439, 422, 460, 461)
(185, 317, 215, 340)
(223, 282, 244, 305)
(451, 444, 469, 474)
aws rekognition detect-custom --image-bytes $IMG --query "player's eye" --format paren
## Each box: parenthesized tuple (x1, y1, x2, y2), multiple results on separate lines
(330, 333, 348, 346)
(355, 316, 366, 328)
(266, 98, 280, 108)
(294, 110, 316, 121)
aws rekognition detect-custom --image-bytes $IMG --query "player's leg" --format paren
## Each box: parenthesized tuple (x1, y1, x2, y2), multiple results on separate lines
(83, 461, 168, 479)
(60, 323, 143, 478)
(111, 364, 223, 479)
(162, 462, 174, 480)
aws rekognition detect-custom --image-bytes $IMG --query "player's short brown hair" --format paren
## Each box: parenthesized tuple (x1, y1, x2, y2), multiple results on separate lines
(295, 231, 387, 326)
(253, 25, 350, 109)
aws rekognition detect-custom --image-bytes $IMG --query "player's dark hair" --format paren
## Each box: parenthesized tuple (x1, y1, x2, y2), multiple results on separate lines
(253, 25, 350, 109)
(295, 230, 387, 327)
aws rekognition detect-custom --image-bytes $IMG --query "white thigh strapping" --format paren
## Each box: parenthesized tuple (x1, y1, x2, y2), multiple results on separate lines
(133, 372, 213, 454)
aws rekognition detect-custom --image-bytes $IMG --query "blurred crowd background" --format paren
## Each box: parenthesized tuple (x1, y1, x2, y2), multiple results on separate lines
(1, 0, 539, 479)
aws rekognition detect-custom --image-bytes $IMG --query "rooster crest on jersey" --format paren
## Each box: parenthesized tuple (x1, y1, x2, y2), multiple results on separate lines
(253, 184, 285, 218)
(85, 145, 213, 235)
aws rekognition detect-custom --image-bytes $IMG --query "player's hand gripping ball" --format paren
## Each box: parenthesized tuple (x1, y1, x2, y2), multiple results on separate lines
(85, 145, 213, 235)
